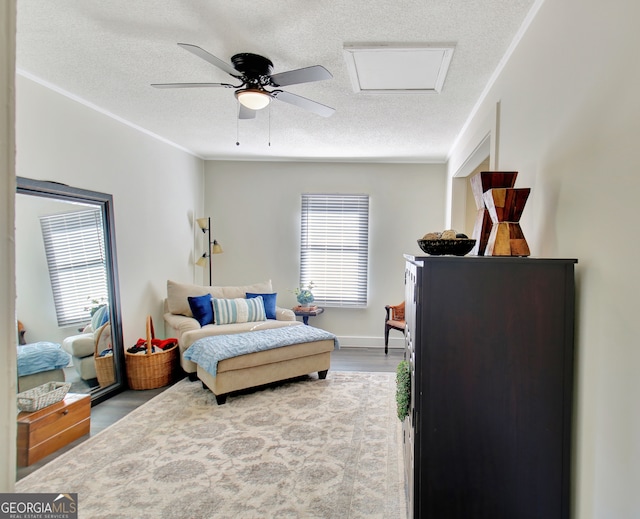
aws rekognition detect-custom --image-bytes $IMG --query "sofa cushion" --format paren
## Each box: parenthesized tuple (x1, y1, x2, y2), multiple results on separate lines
(167, 279, 273, 317)
(188, 294, 214, 326)
(62, 333, 95, 358)
(73, 355, 97, 380)
(217, 339, 335, 373)
(213, 297, 266, 325)
(18, 369, 66, 393)
(246, 292, 277, 319)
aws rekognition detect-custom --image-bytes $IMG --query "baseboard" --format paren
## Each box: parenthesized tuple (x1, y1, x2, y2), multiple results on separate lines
(335, 335, 405, 349)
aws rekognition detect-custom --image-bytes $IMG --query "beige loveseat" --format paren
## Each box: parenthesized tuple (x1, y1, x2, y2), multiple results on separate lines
(164, 279, 334, 403)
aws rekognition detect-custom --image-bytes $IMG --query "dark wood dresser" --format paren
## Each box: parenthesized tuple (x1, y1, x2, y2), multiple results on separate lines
(17, 393, 91, 467)
(402, 255, 576, 519)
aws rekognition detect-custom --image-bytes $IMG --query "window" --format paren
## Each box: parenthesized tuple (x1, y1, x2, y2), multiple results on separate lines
(300, 194, 369, 307)
(40, 208, 108, 327)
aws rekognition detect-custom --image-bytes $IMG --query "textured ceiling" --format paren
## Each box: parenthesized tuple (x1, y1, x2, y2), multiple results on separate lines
(16, 0, 536, 162)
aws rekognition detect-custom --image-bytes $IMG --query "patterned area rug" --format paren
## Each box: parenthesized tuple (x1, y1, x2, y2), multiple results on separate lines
(17, 372, 407, 519)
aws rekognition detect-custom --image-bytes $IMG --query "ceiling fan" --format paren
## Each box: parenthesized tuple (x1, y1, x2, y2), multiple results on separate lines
(151, 43, 335, 119)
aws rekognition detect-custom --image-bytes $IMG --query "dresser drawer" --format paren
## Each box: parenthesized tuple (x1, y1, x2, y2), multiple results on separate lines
(17, 393, 91, 467)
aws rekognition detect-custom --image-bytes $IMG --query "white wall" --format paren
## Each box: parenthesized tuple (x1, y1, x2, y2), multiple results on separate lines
(15, 75, 204, 349)
(447, 1, 640, 517)
(204, 160, 446, 346)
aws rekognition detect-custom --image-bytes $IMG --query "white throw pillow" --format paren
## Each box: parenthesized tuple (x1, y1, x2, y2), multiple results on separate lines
(212, 297, 266, 325)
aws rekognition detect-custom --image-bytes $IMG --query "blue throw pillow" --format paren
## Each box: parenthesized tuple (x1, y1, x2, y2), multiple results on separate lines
(246, 292, 277, 319)
(91, 304, 109, 330)
(188, 294, 214, 326)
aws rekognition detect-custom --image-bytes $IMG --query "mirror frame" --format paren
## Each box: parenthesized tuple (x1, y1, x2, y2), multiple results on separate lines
(16, 176, 125, 404)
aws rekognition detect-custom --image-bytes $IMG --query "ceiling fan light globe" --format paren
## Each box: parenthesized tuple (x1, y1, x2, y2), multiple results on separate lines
(235, 89, 271, 110)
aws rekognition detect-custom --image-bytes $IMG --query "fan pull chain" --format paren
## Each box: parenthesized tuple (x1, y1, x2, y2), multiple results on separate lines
(236, 103, 240, 146)
(268, 103, 271, 147)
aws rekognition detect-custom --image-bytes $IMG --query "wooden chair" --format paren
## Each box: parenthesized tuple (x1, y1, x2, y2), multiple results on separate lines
(17, 320, 26, 345)
(384, 301, 406, 354)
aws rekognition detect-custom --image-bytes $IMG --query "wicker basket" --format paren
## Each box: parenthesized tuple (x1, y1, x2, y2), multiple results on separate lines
(17, 382, 71, 412)
(125, 316, 178, 390)
(94, 322, 116, 388)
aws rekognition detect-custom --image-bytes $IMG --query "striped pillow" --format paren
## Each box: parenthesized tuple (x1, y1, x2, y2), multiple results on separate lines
(212, 296, 266, 325)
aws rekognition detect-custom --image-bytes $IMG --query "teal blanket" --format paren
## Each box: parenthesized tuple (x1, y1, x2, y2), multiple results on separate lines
(184, 325, 339, 377)
(17, 342, 71, 377)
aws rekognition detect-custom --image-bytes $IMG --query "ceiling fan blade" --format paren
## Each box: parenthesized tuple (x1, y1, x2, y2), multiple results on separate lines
(151, 82, 235, 89)
(238, 104, 256, 120)
(269, 65, 333, 87)
(177, 43, 240, 78)
(271, 90, 335, 117)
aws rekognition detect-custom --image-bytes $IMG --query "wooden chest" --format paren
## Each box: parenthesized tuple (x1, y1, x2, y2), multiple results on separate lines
(17, 393, 91, 467)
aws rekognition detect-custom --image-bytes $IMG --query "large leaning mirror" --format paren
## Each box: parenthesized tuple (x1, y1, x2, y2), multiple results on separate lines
(16, 177, 125, 405)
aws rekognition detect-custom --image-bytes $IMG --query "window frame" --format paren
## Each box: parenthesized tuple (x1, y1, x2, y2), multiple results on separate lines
(300, 193, 370, 308)
(40, 207, 109, 327)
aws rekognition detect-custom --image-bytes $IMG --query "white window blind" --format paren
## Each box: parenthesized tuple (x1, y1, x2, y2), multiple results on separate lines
(300, 194, 369, 307)
(40, 208, 108, 327)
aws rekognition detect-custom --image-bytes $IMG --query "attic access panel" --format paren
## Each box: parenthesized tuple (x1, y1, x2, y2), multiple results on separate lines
(343, 44, 455, 94)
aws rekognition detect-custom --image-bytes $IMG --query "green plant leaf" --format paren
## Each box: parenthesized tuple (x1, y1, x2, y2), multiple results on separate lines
(396, 360, 411, 422)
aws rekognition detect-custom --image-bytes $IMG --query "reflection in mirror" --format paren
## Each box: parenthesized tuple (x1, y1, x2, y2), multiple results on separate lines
(16, 178, 124, 405)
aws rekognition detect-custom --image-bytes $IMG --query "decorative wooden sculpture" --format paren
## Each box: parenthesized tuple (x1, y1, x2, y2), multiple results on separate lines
(469, 171, 518, 255)
(483, 187, 531, 256)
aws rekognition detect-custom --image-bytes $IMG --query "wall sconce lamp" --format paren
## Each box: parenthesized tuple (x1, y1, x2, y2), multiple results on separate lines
(196, 217, 223, 285)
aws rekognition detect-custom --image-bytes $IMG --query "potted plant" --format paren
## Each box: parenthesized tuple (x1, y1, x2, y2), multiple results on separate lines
(294, 282, 315, 307)
(84, 296, 107, 316)
(396, 360, 411, 421)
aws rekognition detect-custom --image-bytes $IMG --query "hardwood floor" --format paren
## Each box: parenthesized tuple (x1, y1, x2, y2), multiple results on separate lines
(16, 347, 404, 480)
(332, 345, 404, 373)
